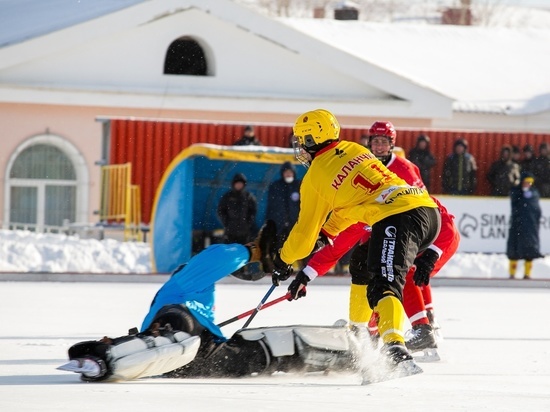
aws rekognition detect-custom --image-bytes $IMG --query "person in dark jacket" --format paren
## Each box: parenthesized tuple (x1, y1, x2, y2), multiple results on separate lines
(507, 172, 543, 279)
(233, 125, 262, 146)
(486, 145, 521, 196)
(265, 161, 302, 249)
(533, 142, 550, 197)
(408, 134, 436, 192)
(442, 138, 477, 195)
(217, 173, 257, 244)
(521, 144, 536, 174)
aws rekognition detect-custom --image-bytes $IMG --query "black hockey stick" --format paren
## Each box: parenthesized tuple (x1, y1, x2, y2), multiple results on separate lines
(217, 291, 290, 328)
(241, 284, 277, 329)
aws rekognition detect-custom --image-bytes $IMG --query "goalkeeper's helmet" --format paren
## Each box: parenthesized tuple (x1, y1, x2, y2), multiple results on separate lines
(292, 109, 340, 168)
(367, 121, 396, 164)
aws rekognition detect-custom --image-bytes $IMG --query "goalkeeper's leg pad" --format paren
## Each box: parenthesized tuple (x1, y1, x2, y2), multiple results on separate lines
(237, 325, 361, 374)
(60, 328, 200, 382)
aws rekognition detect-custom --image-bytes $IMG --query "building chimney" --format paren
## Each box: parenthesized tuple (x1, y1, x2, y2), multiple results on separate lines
(313, 7, 325, 19)
(441, 0, 472, 25)
(334, 1, 359, 21)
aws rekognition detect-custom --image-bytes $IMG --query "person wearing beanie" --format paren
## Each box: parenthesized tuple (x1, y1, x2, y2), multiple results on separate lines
(217, 173, 257, 244)
(507, 172, 543, 279)
(233, 125, 262, 146)
(486, 145, 521, 196)
(408, 134, 436, 192)
(521, 144, 536, 174)
(442, 138, 478, 195)
(265, 161, 302, 250)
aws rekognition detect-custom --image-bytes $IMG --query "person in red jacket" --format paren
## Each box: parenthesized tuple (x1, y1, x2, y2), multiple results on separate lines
(286, 121, 460, 359)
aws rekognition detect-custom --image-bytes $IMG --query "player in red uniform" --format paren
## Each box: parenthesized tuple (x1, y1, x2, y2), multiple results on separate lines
(287, 121, 460, 359)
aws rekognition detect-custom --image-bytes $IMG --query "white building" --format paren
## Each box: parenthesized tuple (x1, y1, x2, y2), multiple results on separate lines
(1, 0, 549, 231)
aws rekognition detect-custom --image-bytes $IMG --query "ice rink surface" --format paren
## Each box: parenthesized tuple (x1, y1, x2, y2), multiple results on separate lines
(1, 281, 549, 411)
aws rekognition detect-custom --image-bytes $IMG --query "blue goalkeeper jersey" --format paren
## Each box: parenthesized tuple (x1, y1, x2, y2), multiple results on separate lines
(141, 243, 249, 339)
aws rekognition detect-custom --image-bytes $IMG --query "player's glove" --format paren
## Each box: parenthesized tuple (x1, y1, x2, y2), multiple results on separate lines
(311, 231, 334, 254)
(287, 271, 310, 301)
(413, 248, 439, 286)
(272, 253, 293, 286)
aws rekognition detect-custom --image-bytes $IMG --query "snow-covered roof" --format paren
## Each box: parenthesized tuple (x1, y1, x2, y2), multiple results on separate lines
(1, 0, 549, 118)
(279, 18, 550, 115)
(0, 0, 145, 48)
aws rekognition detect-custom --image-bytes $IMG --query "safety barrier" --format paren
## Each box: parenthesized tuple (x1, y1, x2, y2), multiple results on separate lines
(99, 163, 142, 241)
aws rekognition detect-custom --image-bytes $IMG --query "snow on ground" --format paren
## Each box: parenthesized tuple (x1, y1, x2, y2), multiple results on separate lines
(0, 229, 151, 273)
(1, 229, 549, 410)
(2, 229, 550, 279)
(0, 282, 549, 411)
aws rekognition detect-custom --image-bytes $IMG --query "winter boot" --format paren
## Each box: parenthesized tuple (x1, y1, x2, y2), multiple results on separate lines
(247, 220, 277, 272)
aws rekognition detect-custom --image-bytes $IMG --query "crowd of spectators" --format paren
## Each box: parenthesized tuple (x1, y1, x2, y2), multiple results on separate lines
(214, 126, 550, 251)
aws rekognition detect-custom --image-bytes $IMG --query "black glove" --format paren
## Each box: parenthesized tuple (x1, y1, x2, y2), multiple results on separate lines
(287, 271, 310, 301)
(272, 253, 293, 286)
(413, 248, 439, 286)
(311, 231, 334, 254)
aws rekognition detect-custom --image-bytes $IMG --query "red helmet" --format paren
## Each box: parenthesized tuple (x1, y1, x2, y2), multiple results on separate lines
(368, 121, 396, 147)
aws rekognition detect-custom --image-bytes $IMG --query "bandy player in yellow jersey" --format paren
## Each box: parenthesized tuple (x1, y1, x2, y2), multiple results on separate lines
(271, 109, 441, 379)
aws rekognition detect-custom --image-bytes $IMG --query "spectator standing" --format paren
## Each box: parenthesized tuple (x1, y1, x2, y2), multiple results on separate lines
(265, 161, 301, 249)
(408, 134, 436, 192)
(511, 145, 522, 165)
(233, 125, 262, 146)
(533, 142, 550, 197)
(442, 138, 477, 195)
(507, 172, 543, 279)
(486, 145, 521, 196)
(217, 173, 257, 244)
(521, 144, 536, 174)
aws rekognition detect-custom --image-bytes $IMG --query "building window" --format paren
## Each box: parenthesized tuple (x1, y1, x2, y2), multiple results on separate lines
(164, 37, 208, 76)
(5, 136, 89, 233)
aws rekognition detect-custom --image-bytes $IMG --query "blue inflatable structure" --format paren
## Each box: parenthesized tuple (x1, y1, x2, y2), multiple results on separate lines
(151, 144, 305, 273)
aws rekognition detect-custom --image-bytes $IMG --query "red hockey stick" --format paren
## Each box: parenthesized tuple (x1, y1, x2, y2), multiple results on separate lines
(217, 291, 290, 328)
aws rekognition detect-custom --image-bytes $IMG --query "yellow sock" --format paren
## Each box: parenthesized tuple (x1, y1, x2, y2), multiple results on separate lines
(509, 260, 517, 278)
(524, 260, 533, 278)
(374, 294, 406, 344)
(348, 284, 373, 326)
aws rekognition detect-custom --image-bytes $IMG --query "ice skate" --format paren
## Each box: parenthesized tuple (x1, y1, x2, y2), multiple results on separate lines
(426, 309, 443, 342)
(247, 219, 277, 272)
(361, 342, 422, 385)
(405, 323, 440, 362)
(57, 357, 106, 380)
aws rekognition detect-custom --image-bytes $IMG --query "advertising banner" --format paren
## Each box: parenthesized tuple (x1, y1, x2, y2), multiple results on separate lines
(438, 195, 550, 253)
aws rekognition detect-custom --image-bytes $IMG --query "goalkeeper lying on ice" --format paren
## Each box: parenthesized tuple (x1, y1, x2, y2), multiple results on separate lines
(58, 220, 360, 382)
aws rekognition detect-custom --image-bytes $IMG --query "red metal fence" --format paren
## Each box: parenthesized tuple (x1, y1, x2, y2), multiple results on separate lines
(109, 118, 550, 224)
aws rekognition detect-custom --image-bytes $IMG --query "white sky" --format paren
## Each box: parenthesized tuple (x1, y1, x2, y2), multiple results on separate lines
(0, 282, 549, 411)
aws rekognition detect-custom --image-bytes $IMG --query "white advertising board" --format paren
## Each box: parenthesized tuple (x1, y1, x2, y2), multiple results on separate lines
(437, 195, 550, 253)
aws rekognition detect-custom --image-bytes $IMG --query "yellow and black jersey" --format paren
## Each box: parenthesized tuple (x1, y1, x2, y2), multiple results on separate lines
(280, 140, 437, 263)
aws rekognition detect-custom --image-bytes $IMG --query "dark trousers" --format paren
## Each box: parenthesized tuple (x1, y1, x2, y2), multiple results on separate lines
(366, 207, 441, 308)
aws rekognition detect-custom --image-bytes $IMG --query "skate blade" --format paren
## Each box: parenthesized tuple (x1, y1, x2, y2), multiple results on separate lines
(361, 359, 423, 385)
(57, 359, 101, 377)
(412, 347, 441, 363)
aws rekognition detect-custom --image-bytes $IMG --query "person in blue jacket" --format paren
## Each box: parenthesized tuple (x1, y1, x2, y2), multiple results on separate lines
(265, 161, 301, 249)
(60, 219, 360, 381)
(507, 172, 544, 279)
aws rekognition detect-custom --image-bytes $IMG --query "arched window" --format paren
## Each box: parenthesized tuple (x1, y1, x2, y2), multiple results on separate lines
(5, 136, 88, 232)
(164, 37, 208, 76)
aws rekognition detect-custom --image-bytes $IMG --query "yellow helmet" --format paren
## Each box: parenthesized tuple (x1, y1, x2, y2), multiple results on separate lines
(293, 109, 340, 152)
